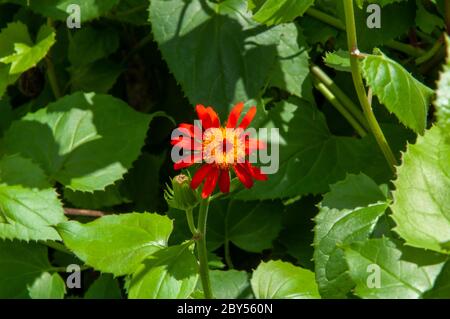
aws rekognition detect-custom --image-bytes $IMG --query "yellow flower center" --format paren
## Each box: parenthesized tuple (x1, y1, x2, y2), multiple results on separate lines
(202, 127, 246, 168)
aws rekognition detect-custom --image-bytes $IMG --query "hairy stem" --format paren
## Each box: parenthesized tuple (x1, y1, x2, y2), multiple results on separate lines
(224, 239, 234, 269)
(415, 34, 444, 65)
(311, 65, 368, 130)
(197, 198, 213, 298)
(45, 18, 61, 99)
(314, 81, 367, 137)
(45, 56, 61, 99)
(186, 208, 198, 235)
(343, 0, 398, 171)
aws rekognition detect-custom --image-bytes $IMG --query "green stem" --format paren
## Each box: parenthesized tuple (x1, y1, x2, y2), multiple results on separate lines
(415, 34, 444, 65)
(224, 239, 234, 269)
(197, 198, 213, 299)
(45, 18, 61, 99)
(343, 0, 398, 171)
(45, 56, 61, 99)
(306, 7, 424, 58)
(314, 81, 367, 137)
(386, 40, 424, 58)
(306, 7, 345, 30)
(311, 65, 369, 130)
(186, 208, 198, 235)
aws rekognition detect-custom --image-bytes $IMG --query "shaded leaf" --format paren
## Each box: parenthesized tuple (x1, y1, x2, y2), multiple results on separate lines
(207, 200, 283, 253)
(85, 274, 122, 299)
(0, 241, 52, 298)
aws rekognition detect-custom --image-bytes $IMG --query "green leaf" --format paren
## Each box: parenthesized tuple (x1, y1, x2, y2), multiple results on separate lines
(278, 197, 317, 269)
(234, 98, 390, 200)
(120, 152, 166, 212)
(58, 212, 173, 276)
(267, 23, 313, 102)
(28, 272, 66, 299)
(423, 260, 450, 299)
(64, 183, 127, 210)
(416, 0, 444, 34)
(210, 270, 252, 299)
(435, 35, 450, 137)
(3, 0, 120, 22)
(207, 200, 283, 253)
(361, 52, 433, 134)
(391, 126, 450, 254)
(149, 0, 281, 116)
(344, 238, 445, 299)
(69, 59, 123, 93)
(362, 0, 408, 6)
(68, 26, 119, 67)
(321, 173, 387, 209)
(314, 174, 388, 298)
(251, 260, 320, 299)
(85, 274, 122, 299)
(252, 0, 315, 26)
(0, 154, 66, 241)
(0, 98, 13, 135)
(2, 92, 151, 192)
(128, 242, 199, 299)
(107, 0, 150, 25)
(0, 241, 52, 298)
(324, 50, 351, 72)
(0, 24, 55, 75)
(0, 21, 31, 95)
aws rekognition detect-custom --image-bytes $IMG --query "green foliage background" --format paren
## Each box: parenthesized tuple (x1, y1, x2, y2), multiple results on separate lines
(0, 0, 449, 299)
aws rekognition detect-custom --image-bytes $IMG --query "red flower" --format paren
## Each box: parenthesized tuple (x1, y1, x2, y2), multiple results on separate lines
(171, 102, 268, 198)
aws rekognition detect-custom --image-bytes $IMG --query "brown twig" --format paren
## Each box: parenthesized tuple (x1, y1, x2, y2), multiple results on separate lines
(64, 208, 105, 218)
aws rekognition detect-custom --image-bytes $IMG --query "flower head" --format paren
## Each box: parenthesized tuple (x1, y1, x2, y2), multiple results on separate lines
(164, 174, 200, 210)
(171, 102, 268, 198)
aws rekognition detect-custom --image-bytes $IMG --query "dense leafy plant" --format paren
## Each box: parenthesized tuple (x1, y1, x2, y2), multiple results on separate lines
(0, 0, 449, 299)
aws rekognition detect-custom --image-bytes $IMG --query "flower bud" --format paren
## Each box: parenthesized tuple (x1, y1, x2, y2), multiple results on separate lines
(164, 174, 200, 210)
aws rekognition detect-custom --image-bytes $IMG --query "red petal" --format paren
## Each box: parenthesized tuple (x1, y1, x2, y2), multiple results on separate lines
(233, 164, 254, 189)
(245, 138, 266, 155)
(238, 106, 256, 129)
(171, 137, 201, 150)
(174, 161, 194, 170)
(178, 123, 193, 137)
(218, 169, 230, 193)
(202, 166, 219, 198)
(207, 107, 220, 128)
(245, 162, 268, 181)
(196, 104, 212, 129)
(191, 164, 214, 189)
(226, 102, 244, 128)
